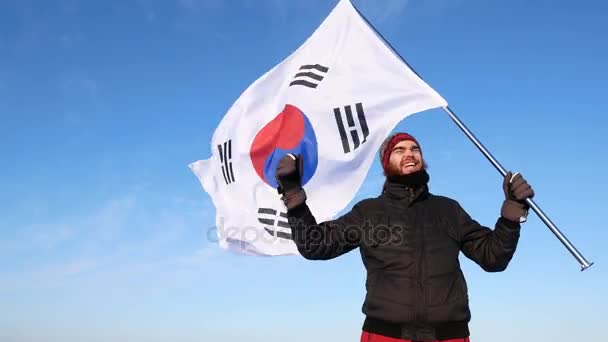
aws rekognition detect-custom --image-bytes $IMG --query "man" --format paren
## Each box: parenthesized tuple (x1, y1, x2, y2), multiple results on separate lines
(275, 132, 534, 342)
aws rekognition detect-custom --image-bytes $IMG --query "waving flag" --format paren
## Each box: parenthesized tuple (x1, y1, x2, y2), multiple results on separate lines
(189, 0, 447, 256)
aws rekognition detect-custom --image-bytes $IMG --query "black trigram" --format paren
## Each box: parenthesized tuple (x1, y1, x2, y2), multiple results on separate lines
(258, 207, 292, 240)
(289, 64, 329, 89)
(334, 103, 369, 154)
(218, 140, 235, 185)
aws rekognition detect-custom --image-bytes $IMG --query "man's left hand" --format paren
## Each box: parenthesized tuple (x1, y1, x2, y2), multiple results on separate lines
(501, 171, 535, 223)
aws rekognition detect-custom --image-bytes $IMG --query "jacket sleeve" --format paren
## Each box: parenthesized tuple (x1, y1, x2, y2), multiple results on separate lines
(286, 202, 364, 260)
(453, 200, 522, 272)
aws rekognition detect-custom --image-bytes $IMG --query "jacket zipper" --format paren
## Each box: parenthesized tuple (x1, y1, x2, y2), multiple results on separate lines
(410, 198, 427, 327)
(420, 205, 428, 324)
(413, 203, 423, 326)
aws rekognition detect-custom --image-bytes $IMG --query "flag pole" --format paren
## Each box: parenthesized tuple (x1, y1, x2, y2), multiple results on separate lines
(442, 106, 593, 271)
(349, 0, 594, 271)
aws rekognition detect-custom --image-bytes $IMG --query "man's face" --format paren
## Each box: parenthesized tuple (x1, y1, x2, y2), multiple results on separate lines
(387, 140, 424, 176)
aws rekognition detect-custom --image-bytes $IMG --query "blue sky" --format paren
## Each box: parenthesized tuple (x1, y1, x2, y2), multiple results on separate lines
(1, 0, 607, 341)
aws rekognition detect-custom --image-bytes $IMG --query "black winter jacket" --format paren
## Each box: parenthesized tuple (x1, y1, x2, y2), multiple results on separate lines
(286, 179, 522, 340)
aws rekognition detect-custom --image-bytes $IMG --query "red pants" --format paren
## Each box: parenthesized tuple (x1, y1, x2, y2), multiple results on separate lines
(361, 331, 470, 342)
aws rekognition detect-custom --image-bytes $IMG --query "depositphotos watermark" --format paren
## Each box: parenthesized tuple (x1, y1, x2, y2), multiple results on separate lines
(205, 216, 454, 248)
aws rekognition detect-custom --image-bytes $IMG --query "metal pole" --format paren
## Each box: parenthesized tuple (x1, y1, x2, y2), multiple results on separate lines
(442, 106, 594, 271)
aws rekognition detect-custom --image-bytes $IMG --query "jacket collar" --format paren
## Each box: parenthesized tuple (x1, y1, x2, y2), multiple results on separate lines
(382, 169, 430, 205)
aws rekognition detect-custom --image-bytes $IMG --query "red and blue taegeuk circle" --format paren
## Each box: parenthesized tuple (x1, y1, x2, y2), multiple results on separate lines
(249, 104, 318, 188)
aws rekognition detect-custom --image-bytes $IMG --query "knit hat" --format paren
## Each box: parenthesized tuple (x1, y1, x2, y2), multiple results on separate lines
(379, 132, 420, 172)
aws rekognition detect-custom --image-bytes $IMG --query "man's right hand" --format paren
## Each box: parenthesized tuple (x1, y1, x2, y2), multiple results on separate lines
(276, 153, 306, 209)
(276, 153, 303, 194)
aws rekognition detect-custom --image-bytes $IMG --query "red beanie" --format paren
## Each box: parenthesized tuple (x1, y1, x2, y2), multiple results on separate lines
(379, 132, 420, 172)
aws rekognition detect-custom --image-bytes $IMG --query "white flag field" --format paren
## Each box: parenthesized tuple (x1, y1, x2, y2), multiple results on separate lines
(189, 0, 448, 256)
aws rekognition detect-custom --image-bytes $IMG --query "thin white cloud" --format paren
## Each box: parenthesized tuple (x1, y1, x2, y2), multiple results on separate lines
(46, 258, 99, 276)
(13, 196, 135, 255)
(175, 246, 221, 267)
(0, 192, 214, 290)
(85, 196, 137, 242)
(0, 223, 74, 253)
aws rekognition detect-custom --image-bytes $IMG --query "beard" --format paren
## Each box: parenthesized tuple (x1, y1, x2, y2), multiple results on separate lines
(385, 159, 428, 177)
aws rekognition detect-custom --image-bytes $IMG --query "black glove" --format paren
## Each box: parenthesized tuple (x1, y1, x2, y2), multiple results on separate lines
(501, 171, 535, 222)
(275, 153, 306, 209)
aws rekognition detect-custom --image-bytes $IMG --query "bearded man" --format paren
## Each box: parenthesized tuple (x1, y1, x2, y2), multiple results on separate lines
(275, 132, 534, 342)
